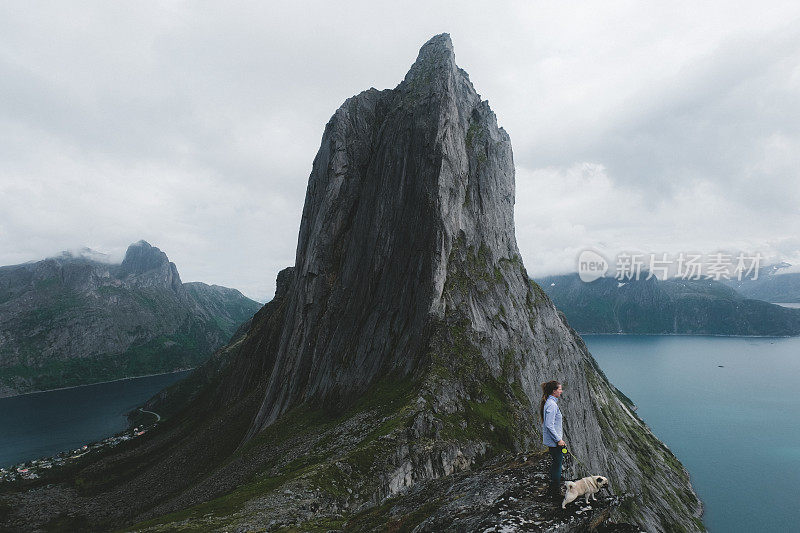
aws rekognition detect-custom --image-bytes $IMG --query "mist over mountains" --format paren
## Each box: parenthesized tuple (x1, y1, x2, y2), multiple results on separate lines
(0, 240, 261, 396)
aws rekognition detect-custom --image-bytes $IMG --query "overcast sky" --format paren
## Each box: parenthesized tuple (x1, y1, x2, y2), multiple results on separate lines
(2, 1, 799, 301)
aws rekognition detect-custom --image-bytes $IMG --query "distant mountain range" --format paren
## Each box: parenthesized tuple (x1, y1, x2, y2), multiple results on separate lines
(0, 241, 261, 396)
(537, 273, 800, 335)
(721, 262, 800, 303)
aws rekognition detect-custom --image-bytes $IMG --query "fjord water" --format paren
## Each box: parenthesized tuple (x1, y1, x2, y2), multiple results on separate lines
(0, 371, 189, 468)
(2, 339, 794, 531)
(583, 335, 800, 532)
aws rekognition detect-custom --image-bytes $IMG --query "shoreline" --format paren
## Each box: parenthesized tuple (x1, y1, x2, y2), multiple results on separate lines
(0, 368, 194, 400)
(577, 332, 794, 338)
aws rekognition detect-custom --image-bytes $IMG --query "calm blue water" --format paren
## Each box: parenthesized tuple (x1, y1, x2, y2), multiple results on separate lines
(0, 371, 189, 468)
(584, 335, 800, 533)
(2, 342, 797, 530)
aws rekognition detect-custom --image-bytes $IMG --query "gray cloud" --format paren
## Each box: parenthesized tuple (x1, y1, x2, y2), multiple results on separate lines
(1, 1, 799, 300)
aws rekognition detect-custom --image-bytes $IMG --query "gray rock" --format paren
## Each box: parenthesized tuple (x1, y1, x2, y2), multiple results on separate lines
(224, 33, 703, 530)
(0, 35, 704, 533)
(0, 241, 262, 395)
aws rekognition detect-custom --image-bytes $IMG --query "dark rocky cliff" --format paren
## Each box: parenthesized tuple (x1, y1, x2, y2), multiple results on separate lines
(0, 241, 261, 396)
(0, 35, 703, 532)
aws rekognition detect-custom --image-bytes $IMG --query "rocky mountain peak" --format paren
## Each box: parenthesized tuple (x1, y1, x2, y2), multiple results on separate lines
(0, 34, 702, 531)
(121, 240, 170, 274)
(228, 35, 703, 531)
(119, 240, 182, 293)
(250, 34, 512, 433)
(5, 37, 701, 533)
(402, 33, 457, 86)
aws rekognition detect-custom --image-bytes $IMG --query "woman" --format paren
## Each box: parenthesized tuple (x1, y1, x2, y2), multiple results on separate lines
(540, 380, 565, 500)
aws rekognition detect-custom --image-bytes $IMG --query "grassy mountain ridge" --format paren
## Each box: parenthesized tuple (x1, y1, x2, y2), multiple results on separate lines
(0, 242, 261, 396)
(537, 273, 800, 335)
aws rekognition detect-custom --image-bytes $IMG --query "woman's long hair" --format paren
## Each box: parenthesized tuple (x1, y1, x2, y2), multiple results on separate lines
(540, 380, 561, 421)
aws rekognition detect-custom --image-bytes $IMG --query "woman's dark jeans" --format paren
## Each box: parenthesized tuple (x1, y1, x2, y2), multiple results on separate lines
(548, 446, 563, 484)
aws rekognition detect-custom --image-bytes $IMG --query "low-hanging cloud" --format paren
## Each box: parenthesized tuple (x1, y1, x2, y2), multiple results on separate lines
(1, 1, 798, 301)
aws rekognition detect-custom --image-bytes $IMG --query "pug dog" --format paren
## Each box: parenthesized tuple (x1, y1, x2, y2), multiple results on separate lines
(562, 475, 609, 508)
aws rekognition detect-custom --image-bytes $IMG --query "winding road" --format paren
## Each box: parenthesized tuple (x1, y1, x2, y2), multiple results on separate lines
(137, 407, 161, 422)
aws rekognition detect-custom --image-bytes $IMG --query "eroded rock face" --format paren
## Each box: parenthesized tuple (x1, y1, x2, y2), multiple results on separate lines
(226, 34, 703, 531)
(120, 240, 183, 293)
(0, 35, 703, 533)
(243, 33, 517, 431)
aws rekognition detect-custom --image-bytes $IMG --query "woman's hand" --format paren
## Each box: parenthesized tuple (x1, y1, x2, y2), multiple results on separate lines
(558, 440, 565, 447)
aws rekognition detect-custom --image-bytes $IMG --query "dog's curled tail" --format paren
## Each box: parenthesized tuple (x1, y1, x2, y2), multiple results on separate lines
(564, 481, 574, 490)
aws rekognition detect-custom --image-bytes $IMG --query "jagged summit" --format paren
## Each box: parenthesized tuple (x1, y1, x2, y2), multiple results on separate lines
(403, 33, 457, 84)
(0, 36, 704, 533)
(415, 32, 454, 60)
(119, 240, 183, 292)
(251, 33, 515, 434)
(121, 240, 168, 273)
(0, 241, 261, 397)
(400, 33, 482, 117)
(222, 36, 699, 530)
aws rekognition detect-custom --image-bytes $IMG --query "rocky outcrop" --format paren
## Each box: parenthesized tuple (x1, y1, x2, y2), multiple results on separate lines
(342, 452, 640, 532)
(0, 241, 261, 395)
(119, 240, 183, 292)
(538, 273, 800, 335)
(0, 35, 703, 532)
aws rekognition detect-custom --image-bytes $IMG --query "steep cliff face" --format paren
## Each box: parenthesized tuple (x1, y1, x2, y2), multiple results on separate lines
(217, 34, 703, 530)
(233, 35, 519, 427)
(241, 35, 504, 432)
(0, 241, 261, 396)
(0, 35, 703, 532)
(120, 240, 184, 293)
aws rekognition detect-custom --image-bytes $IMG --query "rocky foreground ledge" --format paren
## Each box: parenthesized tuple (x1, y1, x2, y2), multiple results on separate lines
(124, 452, 640, 532)
(341, 452, 641, 533)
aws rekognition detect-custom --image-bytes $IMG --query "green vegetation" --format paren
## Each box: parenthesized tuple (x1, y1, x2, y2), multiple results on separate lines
(443, 234, 509, 296)
(345, 497, 444, 532)
(33, 277, 60, 291)
(528, 279, 548, 306)
(130, 472, 290, 531)
(128, 376, 418, 531)
(466, 120, 489, 163)
(466, 122, 481, 148)
(123, 319, 533, 531)
(0, 278, 258, 394)
(17, 290, 83, 327)
(0, 328, 203, 393)
(435, 234, 534, 452)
